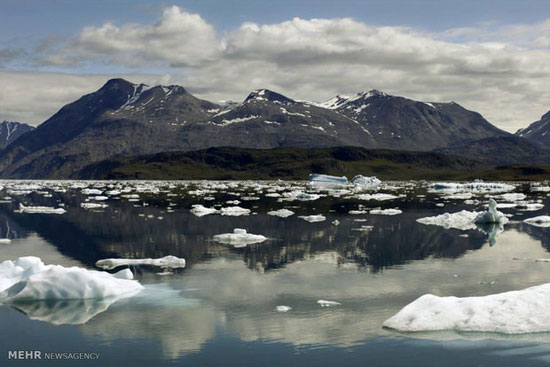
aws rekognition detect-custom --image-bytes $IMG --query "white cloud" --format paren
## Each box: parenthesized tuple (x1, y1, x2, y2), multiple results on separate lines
(2, 6, 550, 132)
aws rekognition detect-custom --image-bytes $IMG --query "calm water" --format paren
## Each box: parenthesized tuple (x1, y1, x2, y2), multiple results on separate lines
(0, 180, 549, 366)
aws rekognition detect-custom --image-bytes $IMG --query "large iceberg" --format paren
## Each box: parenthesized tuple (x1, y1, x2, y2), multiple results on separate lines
(351, 175, 381, 190)
(96, 256, 186, 270)
(0, 257, 143, 302)
(383, 283, 550, 334)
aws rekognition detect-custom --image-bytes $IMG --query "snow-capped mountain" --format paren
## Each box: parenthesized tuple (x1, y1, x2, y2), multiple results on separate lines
(516, 110, 550, 145)
(0, 121, 34, 149)
(317, 89, 510, 151)
(0, 78, 514, 178)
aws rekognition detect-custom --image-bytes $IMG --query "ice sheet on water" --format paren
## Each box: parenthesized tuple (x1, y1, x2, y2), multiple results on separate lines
(267, 209, 295, 218)
(523, 216, 550, 228)
(383, 283, 550, 334)
(18, 203, 66, 215)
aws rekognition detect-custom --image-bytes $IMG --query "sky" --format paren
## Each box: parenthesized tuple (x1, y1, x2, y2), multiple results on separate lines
(1, 0, 550, 132)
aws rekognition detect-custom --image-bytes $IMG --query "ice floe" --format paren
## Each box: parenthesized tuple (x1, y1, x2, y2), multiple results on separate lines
(96, 256, 186, 270)
(190, 204, 218, 217)
(369, 208, 402, 215)
(474, 199, 509, 224)
(417, 211, 478, 230)
(356, 193, 399, 201)
(267, 209, 295, 218)
(220, 206, 251, 216)
(213, 228, 267, 247)
(317, 300, 341, 307)
(523, 216, 550, 228)
(299, 215, 326, 222)
(0, 257, 143, 302)
(275, 305, 292, 312)
(18, 203, 66, 215)
(351, 175, 381, 190)
(428, 182, 515, 194)
(383, 283, 550, 334)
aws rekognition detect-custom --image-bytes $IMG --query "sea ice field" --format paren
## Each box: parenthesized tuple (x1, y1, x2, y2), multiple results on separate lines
(1, 178, 550, 366)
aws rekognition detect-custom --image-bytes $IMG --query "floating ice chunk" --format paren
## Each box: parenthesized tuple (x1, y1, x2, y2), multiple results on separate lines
(500, 193, 526, 201)
(267, 209, 295, 218)
(213, 228, 267, 247)
(81, 202, 108, 209)
(0, 257, 143, 302)
(531, 186, 550, 192)
(428, 182, 515, 194)
(96, 256, 186, 270)
(523, 216, 550, 228)
(516, 202, 544, 211)
(308, 174, 348, 186)
(296, 192, 321, 201)
(18, 203, 66, 215)
(317, 300, 341, 307)
(475, 199, 509, 224)
(417, 211, 479, 230)
(276, 305, 292, 312)
(383, 283, 550, 334)
(190, 204, 218, 217)
(351, 175, 381, 190)
(299, 215, 326, 222)
(220, 206, 251, 216)
(0, 239, 12, 244)
(357, 193, 399, 201)
(369, 208, 402, 215)
(81, 188, 102, 195)
(90, 195, 109, 201)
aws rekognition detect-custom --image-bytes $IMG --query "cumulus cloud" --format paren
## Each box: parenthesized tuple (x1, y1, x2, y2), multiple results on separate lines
(2, 6, 550, 131)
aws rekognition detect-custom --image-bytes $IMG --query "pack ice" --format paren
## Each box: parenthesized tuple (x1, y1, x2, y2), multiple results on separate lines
(0, 257, 143, 302)
(96, 255, 186, 270)
(383, 283, 550, 334)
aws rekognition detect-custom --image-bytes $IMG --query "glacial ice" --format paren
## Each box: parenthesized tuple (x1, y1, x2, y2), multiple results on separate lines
(351, 175, 381, 190)
(96, 255, 186, 270)
(267, 209, 295, 218)
(417, 211, 479, 230)
(299, 215, 326, 222)
(356, 193, 399, 201)
(308, 174, 348, 185)
(383, 283, 550, 334)
(213, 228, 267, 247)
(317, 300, 341, 307)
(0, 257, 143, 302)
(523, 216, 550, 228)
(369, 208, 402, 215)
(276, 305, 292, 312)
(220, 206, 251, 216)
(428, 182, 515, 194)
(474, 199, 509, 224)
(18, 203, 66, 215)
(190, 204, 218, 217)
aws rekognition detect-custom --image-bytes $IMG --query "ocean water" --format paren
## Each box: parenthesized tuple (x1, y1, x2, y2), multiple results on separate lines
(0, 180, 549, 366)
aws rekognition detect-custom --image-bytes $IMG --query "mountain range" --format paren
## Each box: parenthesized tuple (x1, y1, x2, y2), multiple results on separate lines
(0, 78, 548, 178)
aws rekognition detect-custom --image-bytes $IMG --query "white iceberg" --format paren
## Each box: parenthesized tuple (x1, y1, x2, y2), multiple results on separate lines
(213, 228, 267, 247)
(369, 208, 402, 215)
(220, 206, 251, 216)
(0, 257, 143, 302)
(267, 209, 295, 218)
(275, 305, 292, 312)
(383, 283, 550, 334)
(308, 174, 348, 188)
(351, 175, 381, 190)
(18, 203, 66, 215)
(81, 202, 108, 209)
(474, 199, 509, 224)
(317, 300, 341, 307)
(417, 211, 479, 230)
(523, 216, 550, 228)
(296, 192, 321, 201)
(190, 204, 218, 217)
(356, 193, 398, 201)
(96, 256, 186, 270)
(428, 182, 515, 194)
(0, 238, 12, 244)
(299, 215, 326, 222)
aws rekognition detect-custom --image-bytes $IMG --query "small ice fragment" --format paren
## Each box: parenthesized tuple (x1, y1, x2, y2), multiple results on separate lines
(299, 215, 326, 222)
(317, 300, 341, 307)
(213, 228, 267, 247)
(267, 209, 295, 218)
(276, 305, 292, 312)
(96, 255, 186, 270)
